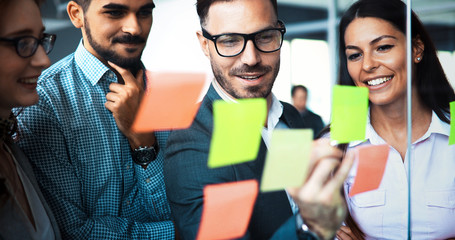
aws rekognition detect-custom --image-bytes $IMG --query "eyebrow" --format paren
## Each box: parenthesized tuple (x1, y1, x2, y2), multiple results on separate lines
(3, 27, 46, 37)
(346, 35, 397, 50)
(102, 2, 156, 11)
(217, 24, 279, 36)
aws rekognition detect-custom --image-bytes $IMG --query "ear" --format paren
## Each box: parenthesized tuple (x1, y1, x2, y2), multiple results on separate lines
(196, 30, 210, 58)
(412, 35, 425, 63)
(67, 1, 84, 29)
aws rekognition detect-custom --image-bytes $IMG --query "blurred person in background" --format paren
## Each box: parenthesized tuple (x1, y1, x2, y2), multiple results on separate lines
(291, 85, 324, 138)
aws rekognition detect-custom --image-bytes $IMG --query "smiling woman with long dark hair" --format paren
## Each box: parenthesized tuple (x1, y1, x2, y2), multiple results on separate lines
(332, 0, 455, 239)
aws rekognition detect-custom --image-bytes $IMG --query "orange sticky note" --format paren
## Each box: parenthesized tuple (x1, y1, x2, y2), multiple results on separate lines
(349, 144, 389, 197)
(132, 71, 206, 132)
(197, 180, 259, 240)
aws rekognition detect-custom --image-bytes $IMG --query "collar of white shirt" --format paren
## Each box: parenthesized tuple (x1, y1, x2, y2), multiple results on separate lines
(349, 110, 450, 148)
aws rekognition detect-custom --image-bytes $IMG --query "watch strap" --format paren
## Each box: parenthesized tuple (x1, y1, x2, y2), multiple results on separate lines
(295, 214, 320, 240)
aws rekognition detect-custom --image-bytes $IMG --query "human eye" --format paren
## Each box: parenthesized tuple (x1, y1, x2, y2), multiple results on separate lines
(138, 9, 153, 18)
(347, 52, 362, 61)
(105, 10, 125, 18)
(217, 35, 242, 48)
(256, 30, 276, 44)
(377, 44, 394, 52)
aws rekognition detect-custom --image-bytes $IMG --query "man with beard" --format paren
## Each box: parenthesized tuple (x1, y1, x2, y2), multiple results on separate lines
(164, 0, 354, 239)
(15, 0, 176, 239)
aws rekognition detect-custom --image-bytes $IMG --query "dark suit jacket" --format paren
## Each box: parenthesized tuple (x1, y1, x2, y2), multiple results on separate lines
(300, 110, 324, 139)
(164, 84, 305, 239)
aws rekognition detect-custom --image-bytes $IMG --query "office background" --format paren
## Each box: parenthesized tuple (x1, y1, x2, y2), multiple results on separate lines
(41, 0, 455, 123)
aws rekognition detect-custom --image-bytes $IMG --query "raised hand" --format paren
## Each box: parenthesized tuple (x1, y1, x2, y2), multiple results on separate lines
(105, 61, 155, 149)
(287, 139, 354, 240)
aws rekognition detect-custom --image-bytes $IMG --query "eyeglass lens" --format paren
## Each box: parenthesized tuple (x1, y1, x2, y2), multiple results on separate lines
(17, 35, 55, 58)
(215, 29, 283, 57)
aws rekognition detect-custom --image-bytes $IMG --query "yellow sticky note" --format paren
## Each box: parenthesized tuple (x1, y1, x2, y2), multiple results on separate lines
(208, 99, 266, 168)
(331, 85, 369, 144)
(450, 101, 455, 145)
(260, 129, 313, 192)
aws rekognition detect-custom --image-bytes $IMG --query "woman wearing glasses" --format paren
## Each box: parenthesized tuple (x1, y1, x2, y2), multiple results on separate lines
(0, 0, 60, 239)
(331, 0, 455, 239)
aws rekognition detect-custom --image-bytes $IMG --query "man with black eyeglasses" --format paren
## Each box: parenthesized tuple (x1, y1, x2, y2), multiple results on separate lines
(15, 0, 176, 239)
(164, 0, 354, 239)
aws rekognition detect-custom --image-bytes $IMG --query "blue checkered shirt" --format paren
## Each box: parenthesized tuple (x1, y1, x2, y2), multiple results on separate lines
(16, 42, 174, 239)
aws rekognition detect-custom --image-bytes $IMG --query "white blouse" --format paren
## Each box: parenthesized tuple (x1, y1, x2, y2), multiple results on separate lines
(344, 111, 455, 239)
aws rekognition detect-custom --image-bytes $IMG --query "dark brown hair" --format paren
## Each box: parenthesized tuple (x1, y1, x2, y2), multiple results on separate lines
(72, 0, 91, 12)
(196, 0, 278, 26)
(291, 85, 308, 97)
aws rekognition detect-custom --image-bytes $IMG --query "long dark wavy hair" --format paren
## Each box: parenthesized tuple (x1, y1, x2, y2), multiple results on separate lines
(318, 0, 455, 238)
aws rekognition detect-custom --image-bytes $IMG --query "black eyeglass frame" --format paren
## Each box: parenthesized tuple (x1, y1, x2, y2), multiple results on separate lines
(0, 33, 57, 58)
(202, 20, 286, 57)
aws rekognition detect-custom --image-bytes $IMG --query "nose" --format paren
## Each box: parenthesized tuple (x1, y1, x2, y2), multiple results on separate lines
(31, 45, 51, 69)
(122, 14, 142, 36)
(240, 40, 261, 66)
(362, 53, 378, 72)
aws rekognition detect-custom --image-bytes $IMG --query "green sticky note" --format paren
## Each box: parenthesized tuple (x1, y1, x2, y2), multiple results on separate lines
(208, 99, 266, 168)
(450, 101, 455, 145)
(260, 129, 313, 192)
(331, 85, 369, 144)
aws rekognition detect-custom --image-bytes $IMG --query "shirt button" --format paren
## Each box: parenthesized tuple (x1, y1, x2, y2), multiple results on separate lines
(126, 165, 130, 169)
(145, 178, 151, 183)
(126, 200, 130, 205)
(108, 72, 114, 78)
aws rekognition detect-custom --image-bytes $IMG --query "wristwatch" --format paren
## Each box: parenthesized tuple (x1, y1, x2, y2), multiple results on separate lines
(131, 142, 159, 166)
(296, 214, 320, 240)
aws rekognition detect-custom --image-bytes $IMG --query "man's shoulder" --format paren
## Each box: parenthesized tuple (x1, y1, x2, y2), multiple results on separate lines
(40, 53, 77, 81)
(280, 101, 305, 129)
(168, 92, 215, 139)
(306, 110, 323, 121)
(166, 87, 220, 151)
(36, 52, 89, 102)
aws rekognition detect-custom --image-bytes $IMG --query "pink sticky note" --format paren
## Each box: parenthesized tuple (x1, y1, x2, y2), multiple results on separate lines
(131, 71, 206, 132)
(197, 180, 258, 240)
(349, 144, 389, 197)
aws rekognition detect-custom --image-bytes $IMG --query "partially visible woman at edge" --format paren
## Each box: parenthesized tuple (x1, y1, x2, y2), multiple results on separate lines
(0, 0, 60, 239)
(317, 0, 455, 239)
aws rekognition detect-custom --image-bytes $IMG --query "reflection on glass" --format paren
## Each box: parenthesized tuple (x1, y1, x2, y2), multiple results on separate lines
(325, 0, 455, 239)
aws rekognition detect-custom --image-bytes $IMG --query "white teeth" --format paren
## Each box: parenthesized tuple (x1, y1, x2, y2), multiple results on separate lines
(240, 75, 260, 80)
(19, 77, 38, 84)
(367, 76, 392, 86)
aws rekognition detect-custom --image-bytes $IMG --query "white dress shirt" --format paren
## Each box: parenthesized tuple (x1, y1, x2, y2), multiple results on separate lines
(344, 111, 455, 239)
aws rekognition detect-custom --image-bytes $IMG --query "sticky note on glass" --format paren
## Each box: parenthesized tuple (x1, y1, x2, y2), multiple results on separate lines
(131, 71, 206, 132)
(197, 180, 258, 240)
(260, 129, 313, 192)
(450, 101, 455, 145)
(208, 98, 266, 168)
(331, 85, 369, 144)
(349, 144, 389, 197)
